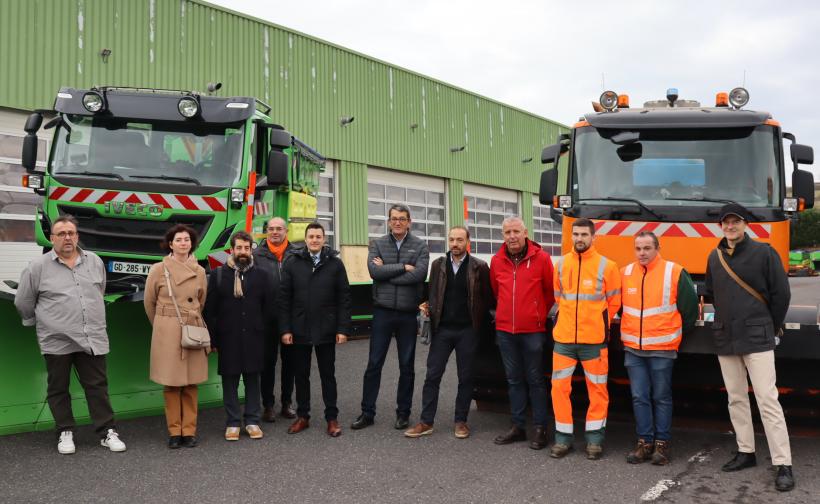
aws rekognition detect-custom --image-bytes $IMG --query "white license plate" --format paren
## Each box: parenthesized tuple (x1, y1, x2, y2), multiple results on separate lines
(107, 261, 152, 276)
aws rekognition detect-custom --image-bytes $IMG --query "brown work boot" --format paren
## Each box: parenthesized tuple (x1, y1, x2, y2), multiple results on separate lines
(404, 422, 434, 438)
(287, 417, 310, 434)
(454, 422, 470, 439)
(530, 426, 548, 450)
(549, 443, 573, 459)
(493, 425, 526, 445)
(262, 407, 276, 423)
(326, 420, 342, 438)
(626, 438, 654, 464)
(586, 443, 604, 460)
(651, 440, 671, 466)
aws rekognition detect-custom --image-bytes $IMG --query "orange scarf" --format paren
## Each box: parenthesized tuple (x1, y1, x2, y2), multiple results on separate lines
(267, 238, 289, 262)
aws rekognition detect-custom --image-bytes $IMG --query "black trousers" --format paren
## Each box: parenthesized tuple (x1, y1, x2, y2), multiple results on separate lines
(420, 325, 478, 425)
(43, 352, 116, 438)
(261, 334, 295, 408)
(292, 343, 338, 421)
(221, 372, 261, 427)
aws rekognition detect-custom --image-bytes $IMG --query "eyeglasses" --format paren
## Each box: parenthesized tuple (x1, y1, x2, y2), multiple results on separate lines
(53, 231, 77, 238)
(389, 217, 409, 223)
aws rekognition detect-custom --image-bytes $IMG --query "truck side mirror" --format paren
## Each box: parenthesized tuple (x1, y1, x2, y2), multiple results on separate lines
(541, 143, 567, 165)
(790, 144, 813, 165)
(539, 169, 558, 205)
(270, 129, 292, 149)
(21, 113, 43, 172)
(266, 150, 289, 186)
(792, 169, 815, 209)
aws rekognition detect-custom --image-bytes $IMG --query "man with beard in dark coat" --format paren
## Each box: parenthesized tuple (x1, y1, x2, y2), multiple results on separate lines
(279, 222, 352, 437)
(253, 216, 298, 421)
(204, 231, 274, 442)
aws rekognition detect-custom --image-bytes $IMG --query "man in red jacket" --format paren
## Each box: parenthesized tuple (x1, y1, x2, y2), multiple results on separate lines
(490, 216, 555, 449)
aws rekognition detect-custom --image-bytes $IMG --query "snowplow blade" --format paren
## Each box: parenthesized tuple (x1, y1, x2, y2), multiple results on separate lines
(0, 292, 227, 436)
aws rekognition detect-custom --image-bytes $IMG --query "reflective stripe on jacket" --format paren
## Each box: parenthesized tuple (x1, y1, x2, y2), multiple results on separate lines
(619, 255, 683, 351)
(552, 246, 621, 344)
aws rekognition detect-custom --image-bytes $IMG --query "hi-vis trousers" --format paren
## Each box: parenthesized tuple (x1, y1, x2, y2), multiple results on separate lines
(551, 342, 608, 445)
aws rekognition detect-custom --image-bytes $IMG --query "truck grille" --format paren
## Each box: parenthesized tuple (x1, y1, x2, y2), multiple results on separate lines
(59, 205, 213, 257)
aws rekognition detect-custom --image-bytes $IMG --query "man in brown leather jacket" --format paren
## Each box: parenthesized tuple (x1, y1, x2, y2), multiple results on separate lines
(404, 226, 494, 439)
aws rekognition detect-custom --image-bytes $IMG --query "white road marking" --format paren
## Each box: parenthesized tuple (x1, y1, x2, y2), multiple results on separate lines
(640, 479, 680, 501)
(688, 450, 711, 463)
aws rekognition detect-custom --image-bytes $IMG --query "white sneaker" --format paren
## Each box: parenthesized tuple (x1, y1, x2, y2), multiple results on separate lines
(57, 430, 75, 454)
(100, 428, 126, 452)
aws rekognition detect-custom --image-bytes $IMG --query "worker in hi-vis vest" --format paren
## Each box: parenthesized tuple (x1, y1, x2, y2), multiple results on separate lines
(620, 231, 697, 466)
(550, 218, 621, 461)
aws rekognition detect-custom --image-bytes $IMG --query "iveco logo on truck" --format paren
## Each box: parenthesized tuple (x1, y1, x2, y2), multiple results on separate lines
(103, 201, 164, 217)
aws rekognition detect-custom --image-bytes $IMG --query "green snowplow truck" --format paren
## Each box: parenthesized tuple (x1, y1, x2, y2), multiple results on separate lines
(1, 86, 324, 434)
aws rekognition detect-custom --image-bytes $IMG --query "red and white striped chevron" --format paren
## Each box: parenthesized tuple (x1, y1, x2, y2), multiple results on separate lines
(48, 187, 227, 212)
(593, 220, 771, 239)
(207, 250, 231, 269)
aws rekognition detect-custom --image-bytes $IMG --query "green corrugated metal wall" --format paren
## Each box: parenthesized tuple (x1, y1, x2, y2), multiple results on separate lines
(0, 0, 568, 243)
(447, 179, 465, 228)
(337, 160, 368, 245)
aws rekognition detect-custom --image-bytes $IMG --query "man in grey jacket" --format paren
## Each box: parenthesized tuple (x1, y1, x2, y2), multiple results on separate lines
(352, 204, 429, 430)
(14, 215, 126, 455)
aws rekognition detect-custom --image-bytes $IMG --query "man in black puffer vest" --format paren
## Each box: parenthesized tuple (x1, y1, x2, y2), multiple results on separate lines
(352, 204, 429, 431)
(404, 226, 494, 440)
(705, 203, 794, 492)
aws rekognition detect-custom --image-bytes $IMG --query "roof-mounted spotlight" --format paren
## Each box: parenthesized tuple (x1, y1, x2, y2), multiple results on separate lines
(599, 90, 618, 112)
(82, 91, 106, 113)
(729, 87, 750, 109)
(340, 116, 355, 126)
(178, 95, 200, 119)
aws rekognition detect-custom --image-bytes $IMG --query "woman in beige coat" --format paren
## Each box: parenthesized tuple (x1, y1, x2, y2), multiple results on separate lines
(144, 224, 209, 449)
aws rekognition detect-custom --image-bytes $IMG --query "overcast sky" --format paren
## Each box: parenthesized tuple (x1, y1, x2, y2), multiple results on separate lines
(210, 0, 820, 180)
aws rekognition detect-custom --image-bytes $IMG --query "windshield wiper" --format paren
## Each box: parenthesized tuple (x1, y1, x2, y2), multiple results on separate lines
(578, 197, 665, 220)
(130, 175, 201, 185)
(60, 171, 123, 180)
(661, 196, 739, 206)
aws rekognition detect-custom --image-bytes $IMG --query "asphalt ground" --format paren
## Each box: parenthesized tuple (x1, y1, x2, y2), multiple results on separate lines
(1, 324, 819, 504)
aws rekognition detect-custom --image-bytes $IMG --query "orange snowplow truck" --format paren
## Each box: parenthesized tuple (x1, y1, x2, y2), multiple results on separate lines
(538, 87, 819, 362)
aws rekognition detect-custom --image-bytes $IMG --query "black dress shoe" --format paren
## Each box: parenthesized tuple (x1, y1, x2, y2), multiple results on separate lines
(775, 465, 795, 492)
(351, 414, 375, 430)
(530, 426, 548, 450)
(494, 425, 527, 445)
(168, 436, 182, 449)
(280, 403, 297, 420)
(721, 451, 756, 472)
(181, 435, 198, 448)
(394, 416, 410, 430)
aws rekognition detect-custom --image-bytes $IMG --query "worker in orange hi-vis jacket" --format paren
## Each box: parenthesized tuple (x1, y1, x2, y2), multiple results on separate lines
(550, 218, 621, 461)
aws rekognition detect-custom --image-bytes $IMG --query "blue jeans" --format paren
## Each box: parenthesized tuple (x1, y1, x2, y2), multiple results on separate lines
(624, 351, 675, 442)
(496, 331, 548, 428)
(360, 307, 418, 419)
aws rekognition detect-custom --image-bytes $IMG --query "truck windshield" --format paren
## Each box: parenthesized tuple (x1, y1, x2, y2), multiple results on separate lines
(572, 126, 780, 208)
(51, 114, 244, 187)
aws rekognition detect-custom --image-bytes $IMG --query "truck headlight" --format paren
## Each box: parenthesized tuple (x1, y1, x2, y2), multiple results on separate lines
(178, 97, 200, 118)
(82, 92, 105, 112)
(599, 91, 618, 111)
(729, 87, 749, 108)
(230, 188, 245, 209)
